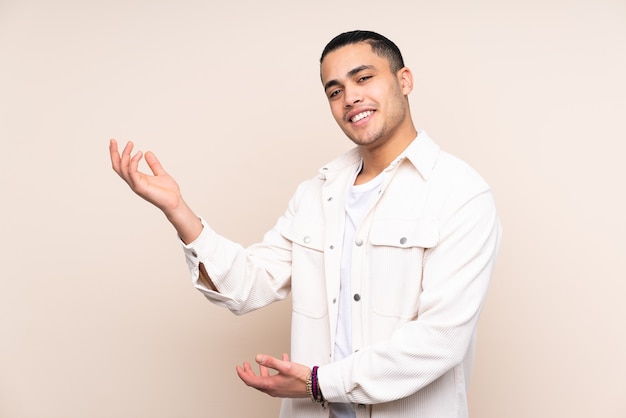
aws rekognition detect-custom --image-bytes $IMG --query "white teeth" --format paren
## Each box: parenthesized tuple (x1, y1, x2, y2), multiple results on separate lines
(351, 111, 373, 122)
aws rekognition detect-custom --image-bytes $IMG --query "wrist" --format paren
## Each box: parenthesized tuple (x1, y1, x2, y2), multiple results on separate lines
(164, 202, 203, 244)
(306, 366, 326, 408)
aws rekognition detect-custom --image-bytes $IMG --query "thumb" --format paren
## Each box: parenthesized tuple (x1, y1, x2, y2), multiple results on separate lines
(255, 354, 268, 365)
(255, 354, 286, 372)
(144, 151, 167, 176)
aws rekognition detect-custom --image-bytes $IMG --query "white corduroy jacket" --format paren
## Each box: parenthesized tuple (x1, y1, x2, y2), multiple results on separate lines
(182, 132, 501, 418)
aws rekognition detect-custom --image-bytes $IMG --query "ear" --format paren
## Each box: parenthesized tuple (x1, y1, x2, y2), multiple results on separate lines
(398, 67, 414, 95)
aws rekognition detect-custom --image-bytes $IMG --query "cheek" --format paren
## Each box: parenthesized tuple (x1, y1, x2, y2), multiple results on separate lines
(329, 103, 344, 123)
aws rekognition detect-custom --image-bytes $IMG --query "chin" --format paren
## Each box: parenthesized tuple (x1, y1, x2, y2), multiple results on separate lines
(350, 133, 383, 147)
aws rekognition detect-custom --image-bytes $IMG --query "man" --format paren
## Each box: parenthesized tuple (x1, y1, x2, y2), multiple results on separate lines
(110, 30, 501, 418)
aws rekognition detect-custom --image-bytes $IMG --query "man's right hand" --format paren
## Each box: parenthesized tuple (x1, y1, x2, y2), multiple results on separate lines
(109, 138, 202, 243)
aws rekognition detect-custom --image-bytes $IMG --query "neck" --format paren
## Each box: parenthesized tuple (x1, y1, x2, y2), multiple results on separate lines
(355, 127, 417, 185)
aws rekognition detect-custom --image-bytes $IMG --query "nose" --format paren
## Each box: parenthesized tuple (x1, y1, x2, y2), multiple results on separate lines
(343, 85, 362, 107)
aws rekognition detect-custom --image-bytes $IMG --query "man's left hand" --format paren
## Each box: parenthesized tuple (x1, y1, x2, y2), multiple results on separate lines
(236, 353, 311, 398)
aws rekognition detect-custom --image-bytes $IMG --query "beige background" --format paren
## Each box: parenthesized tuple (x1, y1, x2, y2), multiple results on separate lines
(1, 0, 625, 417)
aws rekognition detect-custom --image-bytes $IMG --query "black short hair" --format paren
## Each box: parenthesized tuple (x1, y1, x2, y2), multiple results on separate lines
(320, 30, 405, 73)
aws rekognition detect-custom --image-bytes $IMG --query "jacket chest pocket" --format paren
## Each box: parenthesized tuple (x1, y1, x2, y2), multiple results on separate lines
(367, 218, 439, 319)
(281, 219, 328, 319)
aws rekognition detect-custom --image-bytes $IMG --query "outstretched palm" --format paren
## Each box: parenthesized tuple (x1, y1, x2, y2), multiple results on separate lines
(109, 139, 182, 215)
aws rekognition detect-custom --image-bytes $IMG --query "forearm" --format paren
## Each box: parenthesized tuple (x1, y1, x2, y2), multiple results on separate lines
(163, 199, 203, 244)
(318, 316, 479, 404)
(182, 217, 293, 314)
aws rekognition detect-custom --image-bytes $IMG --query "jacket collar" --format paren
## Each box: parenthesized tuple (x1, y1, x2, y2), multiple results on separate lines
(317, 130, 440, 181)
(399, 130, 440, 181)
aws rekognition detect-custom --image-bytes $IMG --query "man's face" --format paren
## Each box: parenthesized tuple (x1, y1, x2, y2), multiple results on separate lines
(320, 42, 412, 149)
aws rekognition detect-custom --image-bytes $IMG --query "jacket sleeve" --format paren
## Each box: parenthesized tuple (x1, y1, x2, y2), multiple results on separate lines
(318, 187, 502, 404)
(180, 183, 309, 315)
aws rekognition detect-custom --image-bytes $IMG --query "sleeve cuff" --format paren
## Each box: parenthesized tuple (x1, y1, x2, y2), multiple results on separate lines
(179, 217, 215, 293)
(316, 360, 351, 403)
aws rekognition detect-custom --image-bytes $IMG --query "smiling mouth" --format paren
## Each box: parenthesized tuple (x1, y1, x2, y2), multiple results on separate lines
(350, 110, 374, 123)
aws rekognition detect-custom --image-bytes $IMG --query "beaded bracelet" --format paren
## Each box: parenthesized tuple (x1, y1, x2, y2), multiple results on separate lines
(305, 370, 314, 401)
(306, 366, 326, 408)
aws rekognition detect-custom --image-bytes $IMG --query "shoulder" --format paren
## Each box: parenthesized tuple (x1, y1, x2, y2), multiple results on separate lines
(405, 131, 492, 196)
(435, 150, 491, 190)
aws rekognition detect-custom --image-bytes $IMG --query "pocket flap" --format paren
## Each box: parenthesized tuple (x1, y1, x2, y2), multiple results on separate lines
(370, 218, 439, 248)
(281, 218, 325, 251)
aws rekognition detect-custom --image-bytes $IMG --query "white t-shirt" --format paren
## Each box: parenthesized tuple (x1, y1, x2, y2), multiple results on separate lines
(332, 165, 384, 418)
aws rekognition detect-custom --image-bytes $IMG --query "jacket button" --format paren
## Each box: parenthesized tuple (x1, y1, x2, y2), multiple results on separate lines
(400, 237, 407, 244)
(303, 236, 311, 244)
(355, 238, 363, 246)
(353, 293, 361, 301)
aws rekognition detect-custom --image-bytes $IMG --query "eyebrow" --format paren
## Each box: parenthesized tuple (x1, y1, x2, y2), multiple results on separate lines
(323, 65, 375, 92)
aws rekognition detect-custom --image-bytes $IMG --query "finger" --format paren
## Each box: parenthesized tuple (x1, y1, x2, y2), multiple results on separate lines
(109, 139, 121, 173)
(121, 140, 134, 160)
(236, 365, 251, 384)
(127, 149, 144, 186)
(243, 361, 254, 374)
(249, 356, 270, 377)
(256, 354, 288, 374)
(259, 361, 270, 377)
(236, 362, 265, 390)
(144, 151, 167, 177)
(235, 364, 247, 379)
(118, 141, 135, 180)
(282, 353, 289, 362)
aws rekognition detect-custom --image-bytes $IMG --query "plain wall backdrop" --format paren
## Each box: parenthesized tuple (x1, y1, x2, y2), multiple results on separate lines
(1, 0, 625, 417)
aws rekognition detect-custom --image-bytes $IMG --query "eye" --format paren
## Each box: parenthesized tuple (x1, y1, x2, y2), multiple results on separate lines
(328, 89, 342, 99)
(358, 75, 373, 83)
